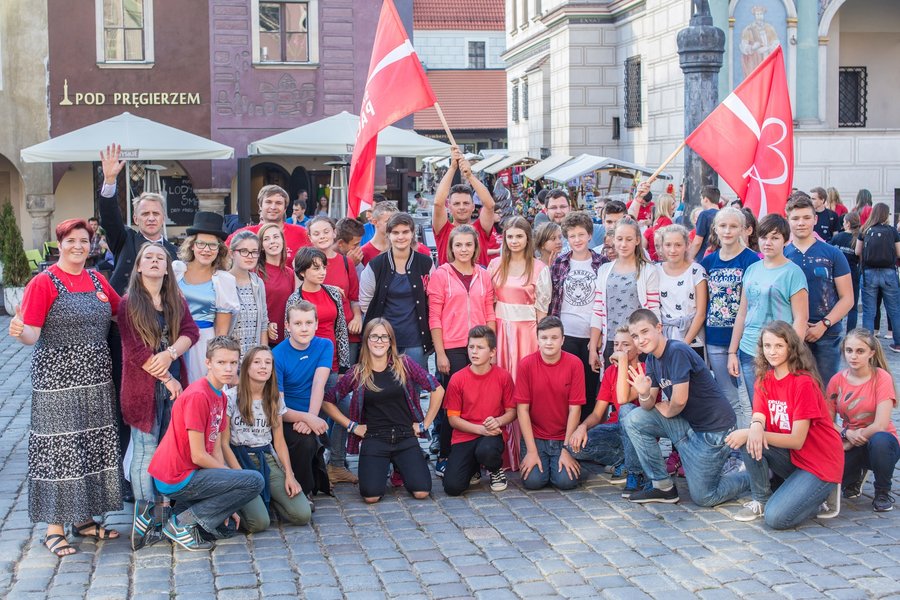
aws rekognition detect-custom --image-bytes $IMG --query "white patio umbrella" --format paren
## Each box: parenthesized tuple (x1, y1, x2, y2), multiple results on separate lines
(544, 154, 673, 183)
(247, 111, 451, 157)
(20, 111, 234, 162)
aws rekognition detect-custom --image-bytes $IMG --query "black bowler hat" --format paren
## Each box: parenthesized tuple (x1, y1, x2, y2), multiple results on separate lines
(187, 211, 227, 240)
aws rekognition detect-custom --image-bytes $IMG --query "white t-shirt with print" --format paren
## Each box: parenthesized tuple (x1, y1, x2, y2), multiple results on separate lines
(560, 258, 597, 338)
(225, 388, 287, 448)
(659, 263, 707, 345)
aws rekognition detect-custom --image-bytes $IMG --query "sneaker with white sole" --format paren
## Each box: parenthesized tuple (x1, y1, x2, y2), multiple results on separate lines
(628, 484, 679, 504)
(608, 464, 628, 485)
(489, 469, 508, 492)
(434, 459, 447, 478)
(470, 470, 482, 486)
(132, 500, 155, 551)
(873, 490, 895, 512)
(733, 500, 765, 522)
(162, 516, 213, 552)
(621, 473, 645, 498)
(816, 484, 841, 519)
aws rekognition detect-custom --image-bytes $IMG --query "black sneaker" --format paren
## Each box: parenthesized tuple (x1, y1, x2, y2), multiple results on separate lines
(131, 500, 154, 551)
(489, 469, 507, 492)
(889, 344, 900, 354)
(621, 473, 645, 498)
(843, 473, 866, 499)
(162, 516, 213, 551)
(628, 484, 679, 504)
(873, 490, 895, 512)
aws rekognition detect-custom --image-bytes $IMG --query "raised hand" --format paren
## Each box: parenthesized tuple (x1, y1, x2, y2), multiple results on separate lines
(100, 144, 126, 184)
(8, 305, 24, 338)
(627, 363, 652, 397)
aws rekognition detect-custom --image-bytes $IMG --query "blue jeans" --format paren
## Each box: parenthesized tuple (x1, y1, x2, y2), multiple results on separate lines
(167, 468, 264, 536)
(742, 445, 834, 529)
(623, 408, 749, 506)
(808, 332, 842, 390)
(520, 438, 580, 491)
(130, 427, 158, 502)
(846, 268, 860, 331)
(321, 371, 347, 466)
(862, 267, 900, 345)
(739, 350, 757, 406)
(843, 431, 900, 492)
(570, 422, 623, 467)
(708, 344, 750, 428)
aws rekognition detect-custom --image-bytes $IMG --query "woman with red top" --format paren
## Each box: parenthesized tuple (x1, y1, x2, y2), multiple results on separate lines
(307, 216, 363, 354)
(643, 192, 675, 262)
(826, 328, 899, 512)
(257, 223, 297, 346)
(827, 187, 848, 218)
(119, 243, 199, 550)
(8, 219, 123, 556)
(725, 321, 844, 528)
(427, 224, 497, 476)
(286, 248, 356, 484)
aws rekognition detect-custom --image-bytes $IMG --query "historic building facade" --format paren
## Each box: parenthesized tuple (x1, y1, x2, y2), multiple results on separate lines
(503, 0, 900, 205)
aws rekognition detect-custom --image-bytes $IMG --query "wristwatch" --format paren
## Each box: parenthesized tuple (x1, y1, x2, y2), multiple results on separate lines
(822, 318, 832, 328)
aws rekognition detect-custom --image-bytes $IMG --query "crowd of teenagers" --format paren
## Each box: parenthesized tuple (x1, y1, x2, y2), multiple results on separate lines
(7, 145, 900, 558)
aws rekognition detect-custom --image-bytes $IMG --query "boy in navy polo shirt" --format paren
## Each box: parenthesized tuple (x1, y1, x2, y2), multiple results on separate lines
(784, 195, 853, 385)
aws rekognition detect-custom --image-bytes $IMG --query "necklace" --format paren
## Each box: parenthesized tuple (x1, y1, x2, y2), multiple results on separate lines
(56, 265, 81, 289)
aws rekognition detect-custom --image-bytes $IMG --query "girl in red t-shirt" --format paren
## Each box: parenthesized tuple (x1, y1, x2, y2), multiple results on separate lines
(725, 321, 844, 529)
(257, 223, 296, 346)
(826, 329, 899, 512)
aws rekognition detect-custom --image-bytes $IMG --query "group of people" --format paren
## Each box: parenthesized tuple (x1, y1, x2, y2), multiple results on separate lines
(7, 144, 898, 558)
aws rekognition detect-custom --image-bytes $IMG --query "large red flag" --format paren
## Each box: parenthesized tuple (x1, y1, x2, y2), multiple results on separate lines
(685, 46, 793, 217)
(347, 0, 437, 217)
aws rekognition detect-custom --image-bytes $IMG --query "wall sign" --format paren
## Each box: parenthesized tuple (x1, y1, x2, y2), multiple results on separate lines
(59, 79, 201, 107)
(161, 176, 198, 226)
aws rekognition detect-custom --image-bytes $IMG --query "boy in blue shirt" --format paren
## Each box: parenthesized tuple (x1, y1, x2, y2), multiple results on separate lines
(273, 301, 333, 498)
(785, 195, 853, 385)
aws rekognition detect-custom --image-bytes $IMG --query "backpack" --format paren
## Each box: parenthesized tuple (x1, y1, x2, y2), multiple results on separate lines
(861, 224, 897, 269)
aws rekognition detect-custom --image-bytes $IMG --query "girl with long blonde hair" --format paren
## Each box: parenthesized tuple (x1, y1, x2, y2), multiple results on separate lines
(825, 328, 899, 512)
(488, 217, 551, 471)
(222, 346, 311, 532)
(322, 319, 444, 503)
(725, 321, 843, 528)
(643, 193, 675, 262)
(257, 222, 296, 346)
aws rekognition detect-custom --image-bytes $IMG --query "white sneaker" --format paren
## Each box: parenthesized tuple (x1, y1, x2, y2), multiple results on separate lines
(817, 484, 841, 519)
(733, 500, 765, 522)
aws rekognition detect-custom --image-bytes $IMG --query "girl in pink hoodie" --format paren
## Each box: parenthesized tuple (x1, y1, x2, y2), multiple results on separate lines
(427, 225, 497, 475)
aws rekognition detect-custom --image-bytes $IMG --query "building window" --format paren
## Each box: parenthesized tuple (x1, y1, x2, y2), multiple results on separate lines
(253, 0, 319, 65)
(522, 78, 529, 120)
(838, 67, 867, 128)
(96, 0, 154, 64)
(468, 41, 486, 70)
(512, 81, 519, 123)
(625, 55, 642, 128)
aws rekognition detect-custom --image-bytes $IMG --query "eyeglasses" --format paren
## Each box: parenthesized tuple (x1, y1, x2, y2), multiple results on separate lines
(234, 248, 261, 258)
(193, 241, 220, 251)
(368, 334, 391, 343)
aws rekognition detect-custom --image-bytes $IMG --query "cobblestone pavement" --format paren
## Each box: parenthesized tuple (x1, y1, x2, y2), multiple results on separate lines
(0, 315, 898, 600)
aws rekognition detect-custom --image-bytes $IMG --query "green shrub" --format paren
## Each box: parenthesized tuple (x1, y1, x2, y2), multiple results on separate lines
(0, 203, 32, 287)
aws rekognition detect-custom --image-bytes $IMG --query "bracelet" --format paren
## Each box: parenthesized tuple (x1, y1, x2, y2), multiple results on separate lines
(419, 421, 426, 434)
(750, 421, 764, 428)
(167, 345, 178, 360)
(727, 351, 737, 355)
(347, 421, 357, 434)
(638, 394, 652, 403)
(162, 376, 173, 384)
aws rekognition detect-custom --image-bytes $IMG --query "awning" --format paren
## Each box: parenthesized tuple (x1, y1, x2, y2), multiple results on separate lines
(521, 154, 574, 180)
(544, 154, 673, 183)
(423, 152, 479, 169)
(248, 111, 451, 157)
(21, 111, 234, 163)
(483, 154, 537, 175)
(470, 153, 508, 174)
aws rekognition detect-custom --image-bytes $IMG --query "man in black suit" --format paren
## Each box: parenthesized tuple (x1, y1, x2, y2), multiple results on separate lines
(98, 144, 179, 502)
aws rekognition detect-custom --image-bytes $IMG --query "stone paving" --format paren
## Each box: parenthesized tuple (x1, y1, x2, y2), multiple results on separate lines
(0, 314, 899, 599)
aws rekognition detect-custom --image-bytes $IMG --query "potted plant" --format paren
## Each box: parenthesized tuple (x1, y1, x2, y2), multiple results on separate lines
(0, 202, 33, 315)
(0, 200, 14, 285)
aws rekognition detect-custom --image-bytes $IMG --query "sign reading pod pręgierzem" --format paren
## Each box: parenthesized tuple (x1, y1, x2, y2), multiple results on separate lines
(58, 79, 201, 108)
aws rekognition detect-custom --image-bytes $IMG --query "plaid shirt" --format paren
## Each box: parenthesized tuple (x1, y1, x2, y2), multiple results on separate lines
(324, 355, 439, 454)
(548, 250, 606, 318)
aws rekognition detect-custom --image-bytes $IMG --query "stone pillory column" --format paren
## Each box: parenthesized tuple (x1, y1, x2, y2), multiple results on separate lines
(677, 0, 725, 225)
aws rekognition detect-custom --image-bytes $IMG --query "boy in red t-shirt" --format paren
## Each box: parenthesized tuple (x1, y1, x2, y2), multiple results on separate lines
(442, 326, 516, 496)
(516, 317, 586, 491)
(148, 337, 264, 551)
(569, 325, 646, 496)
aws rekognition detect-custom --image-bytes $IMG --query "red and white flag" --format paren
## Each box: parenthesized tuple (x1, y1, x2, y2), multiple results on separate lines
(685, 46, 793, 217)
(347, 0, 436, 218)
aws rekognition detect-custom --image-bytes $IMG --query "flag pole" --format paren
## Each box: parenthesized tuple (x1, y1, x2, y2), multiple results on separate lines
(647, 140, 686, 183)
(433, 102, 458, 148)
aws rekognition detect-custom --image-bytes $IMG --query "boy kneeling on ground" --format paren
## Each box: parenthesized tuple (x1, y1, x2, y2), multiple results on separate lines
(442, 326, 516, 495)
(148, 336, 264, 551)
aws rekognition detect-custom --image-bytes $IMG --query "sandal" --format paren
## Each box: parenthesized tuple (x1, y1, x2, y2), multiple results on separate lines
(74, 521, 120, 540)
(45, 533, 77, 557)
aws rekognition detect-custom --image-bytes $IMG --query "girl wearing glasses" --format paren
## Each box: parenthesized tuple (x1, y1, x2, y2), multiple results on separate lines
(323, 319, 444, 503)
(174, 211, 240, 382)
(229, 231, 270, 356)
(257, 223, 297, 346)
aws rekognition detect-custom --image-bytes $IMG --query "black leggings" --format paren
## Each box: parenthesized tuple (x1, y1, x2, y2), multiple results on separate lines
(358, 435, 432, 499)
(564, 335, 599, 421)
(435, 347, 470, 459)
(442, 436, 504, 496)
(282, 427, 320, 494)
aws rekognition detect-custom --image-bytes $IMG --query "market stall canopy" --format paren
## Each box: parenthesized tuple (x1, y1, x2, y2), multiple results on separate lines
(248, 111, 451, 157)
(423, 152, 480, 169)
(470, 153, 508, 174)
(20, 112, 234, 163)
(483, 154, 537, 175)
(544, 154, 673, 183)
(521, 154, 573, 180)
